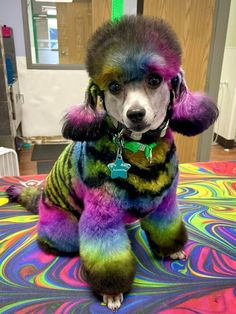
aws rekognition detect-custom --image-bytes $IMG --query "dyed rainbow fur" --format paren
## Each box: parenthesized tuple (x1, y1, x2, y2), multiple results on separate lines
(7, 127, 186, 295)
(7, 16, 218, 297)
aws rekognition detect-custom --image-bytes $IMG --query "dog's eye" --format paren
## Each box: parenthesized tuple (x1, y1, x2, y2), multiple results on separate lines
(108, 81, 122, 95)
(146, 73, 162, 89)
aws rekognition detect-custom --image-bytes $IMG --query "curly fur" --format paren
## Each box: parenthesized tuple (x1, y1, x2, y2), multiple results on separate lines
(62, 16, 218, 140)
(86, 16, 182, 85)
(7, 16, 218, 305)
(168, 74, 219, 135)
(62, 105, 106, 141)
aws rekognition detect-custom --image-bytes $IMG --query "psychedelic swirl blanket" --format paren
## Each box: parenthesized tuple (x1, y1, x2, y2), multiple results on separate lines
(0, 161, 235, 313)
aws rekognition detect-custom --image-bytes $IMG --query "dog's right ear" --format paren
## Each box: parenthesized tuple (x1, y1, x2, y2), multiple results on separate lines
(169, 71, 219, 136)
(62, 81, 106, 141)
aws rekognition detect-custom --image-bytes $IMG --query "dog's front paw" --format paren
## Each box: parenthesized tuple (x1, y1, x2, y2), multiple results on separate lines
(170, 250, 186, 260)
(103, 293, 123, 312)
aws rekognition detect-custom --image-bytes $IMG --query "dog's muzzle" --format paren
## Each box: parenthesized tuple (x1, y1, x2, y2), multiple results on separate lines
(126, 107, 146, 124)
(101, 88, 175, 141)
(126, 107, 149, 132)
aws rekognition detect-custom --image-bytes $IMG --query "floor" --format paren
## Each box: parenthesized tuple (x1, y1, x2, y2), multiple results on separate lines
(19, 146, 37, 176)
(18, 143, 236, 176)
(210, 143, 236, 161)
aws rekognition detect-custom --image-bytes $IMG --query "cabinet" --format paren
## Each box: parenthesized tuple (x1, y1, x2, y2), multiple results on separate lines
(0, 25, 22, 149)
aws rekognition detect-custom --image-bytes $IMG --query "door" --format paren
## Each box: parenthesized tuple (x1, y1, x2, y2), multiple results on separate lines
(56, 0, 111, 65)
(92, 0, 112, 31)
(56, 1, 92, 64)
(143, 0, 216, 162)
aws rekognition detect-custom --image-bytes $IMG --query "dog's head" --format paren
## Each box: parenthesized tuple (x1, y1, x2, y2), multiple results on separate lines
(63, 16, 218, 141)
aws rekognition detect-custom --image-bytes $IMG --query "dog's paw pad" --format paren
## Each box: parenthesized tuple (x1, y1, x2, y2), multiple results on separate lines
(170, 250, 186, 260)
(103, 293, 123, 312)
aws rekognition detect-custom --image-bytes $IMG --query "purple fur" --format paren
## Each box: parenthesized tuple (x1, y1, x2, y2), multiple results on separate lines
(170, 87, 219, 136)
(62, 105, 106, 141)
(152, 179, 178, 220)
(38, 197, 80, 253)
(68, 105, 104, 125)
(81, 187, 123, 231)
(6, 185, 22, 202)
(147, 62, 179, 82)
(147, 41, 181, 81)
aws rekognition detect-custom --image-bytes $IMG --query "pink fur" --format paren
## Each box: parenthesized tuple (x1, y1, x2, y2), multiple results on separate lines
(170, 86, 219, 136)
(62, 104, 106, 141)
(67, 105, 104, 126)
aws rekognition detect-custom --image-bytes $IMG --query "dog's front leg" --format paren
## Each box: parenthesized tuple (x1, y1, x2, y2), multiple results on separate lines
(141, 181, 188, 258)
(79, 190, 136, 311)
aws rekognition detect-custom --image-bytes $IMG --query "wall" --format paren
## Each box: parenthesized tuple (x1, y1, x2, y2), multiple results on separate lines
(0, 0, 137, 137)
(225, 0, 236, 47)
(215, 0, 236, 141)
(0, 0, 25, 56)
(215, 48, 236, 141)
(0, 0, 89, 137)
(124, 0, 137, 14)
(17, 57, 89, 136)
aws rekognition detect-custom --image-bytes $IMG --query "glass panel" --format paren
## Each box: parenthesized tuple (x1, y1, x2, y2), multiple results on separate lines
(27, 0, 94, 66)
(34, 16, 59, 64)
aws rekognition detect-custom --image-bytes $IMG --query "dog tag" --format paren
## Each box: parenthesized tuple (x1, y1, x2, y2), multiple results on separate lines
(108, 154, 131, 179)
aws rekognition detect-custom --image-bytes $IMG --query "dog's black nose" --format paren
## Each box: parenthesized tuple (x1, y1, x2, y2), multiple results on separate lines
(127, 108, 146, 123)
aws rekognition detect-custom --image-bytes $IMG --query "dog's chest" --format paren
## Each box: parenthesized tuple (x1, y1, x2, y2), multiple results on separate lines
(74, 136, 178, 206)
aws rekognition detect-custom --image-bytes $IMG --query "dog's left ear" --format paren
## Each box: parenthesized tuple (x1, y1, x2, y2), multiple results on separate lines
(169, 71, 219, 136)
(62, 81, 106, 141)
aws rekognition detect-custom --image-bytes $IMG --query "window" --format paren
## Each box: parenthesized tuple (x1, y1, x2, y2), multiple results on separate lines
(32, 4, 58, 64)
(22, 0, 112, 69)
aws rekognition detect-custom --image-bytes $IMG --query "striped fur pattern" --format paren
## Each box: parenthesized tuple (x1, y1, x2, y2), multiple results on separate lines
(7, 126, 187, 295)
(43, 127, 185, 294)
(6, 16, 219, 298)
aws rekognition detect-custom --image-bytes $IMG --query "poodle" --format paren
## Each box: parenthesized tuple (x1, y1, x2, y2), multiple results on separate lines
(7, 16, 218, 311)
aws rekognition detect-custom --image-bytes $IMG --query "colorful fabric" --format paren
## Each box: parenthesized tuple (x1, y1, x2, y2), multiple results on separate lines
(0, 161, 236, 313)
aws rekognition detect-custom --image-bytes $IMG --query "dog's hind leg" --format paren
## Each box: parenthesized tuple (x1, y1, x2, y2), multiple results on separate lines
(79, 189, 135, 309)
(37, 196, 80, 255)
(141, 179, 188, 258)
